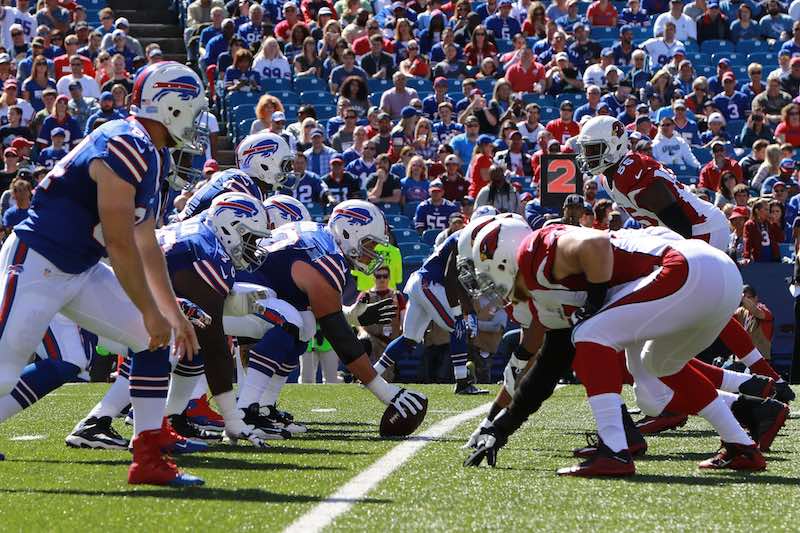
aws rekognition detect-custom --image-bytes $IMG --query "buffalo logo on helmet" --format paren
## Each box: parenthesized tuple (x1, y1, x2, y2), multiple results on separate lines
(269, 200, 304, 221)
(479, 224, 502, 262)
(215, 199, 259, 217)
(239, 139, 280, 168)
(331, 207, 373, 226)
(151, 76, 202, 102)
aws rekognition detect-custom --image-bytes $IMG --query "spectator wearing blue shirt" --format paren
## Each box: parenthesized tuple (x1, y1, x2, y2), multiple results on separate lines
(611, 25, 636, 66)
(575, 85, 602, 122)
(555, 0, 590, 33)
(707, 57, 732, 97)
(780, 21, 800, 57)
(759, 0, 794, 40)
(84, 92, 124, 135)
(669, 99, 701, 145)
(36, 95, 82, 150)
(700, 111, 732, 145)
(287, 153, 326, 204)
(730, 3, 763, 42)
(601, 81, 632, 117)
(345, 142, 378, 186)
(433, 102, 465, 144)
(619, 0, 650, 26)
(400, 156, 431, 204)
(200, 8, 224, 49)
(236, 4, 264, 49)
(1, 178, 32, 232)
(712, 72, 750, 122)
(223, 48, 261, 92)
(304, 129, 339, 176)
(201, 18, 235, 69)
(422, 77, 454, 120)
(414, 180, 460, 233)
(329, 48, 368, 94)
(20, 56, 55, 112)
(36, 126, 68, 169)
(449, 116, 479, 174)
(485, 0, 522, 40)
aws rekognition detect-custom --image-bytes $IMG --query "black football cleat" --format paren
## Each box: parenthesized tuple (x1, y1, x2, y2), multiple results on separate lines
(574, 405, 647, 457)
(558, 441, 635, 477)
(731, 395, 789, 452)
(167, 414, 223, 442)
(261, 405, 307, 434)
(774, 381, 796, 403)
(738, 375, 775, 399)
(454, 379, 489, 395)
(242, 404, 291, 440)
(66, 416, 129, 450)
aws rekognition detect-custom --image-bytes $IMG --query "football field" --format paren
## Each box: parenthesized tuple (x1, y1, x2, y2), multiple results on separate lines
(0, 383, 798, 531)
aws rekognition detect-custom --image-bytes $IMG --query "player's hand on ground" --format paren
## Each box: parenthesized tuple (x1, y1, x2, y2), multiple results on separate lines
(168, 309, 200, 361)
(357, 297, 397, 326)
(144, 309, 172, 351)
(177, 298, 212, 328)
(391, 388, 426, 418)
(462, 417, 491, 449)
(463, 426, 506, 467)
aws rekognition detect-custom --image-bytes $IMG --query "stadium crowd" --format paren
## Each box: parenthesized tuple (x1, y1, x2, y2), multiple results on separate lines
(0, 0, 797, 380)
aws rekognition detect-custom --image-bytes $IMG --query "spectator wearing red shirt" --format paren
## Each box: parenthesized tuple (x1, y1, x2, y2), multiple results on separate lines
(467, 134, 494, 197)
(504, 46, 545, 93)
(352, 22, 395, 56)
(463, 25, 497, 67)
(301, 0, 337, 23)
(53, 34, 94, 80)
(587, 0, 618, 26)
(275, 3, 302, 42)
(698, 141, 744, 191)
(775, 103, 800, 148)
(545, 100, 580, 144)
(743, 199, 781, 263)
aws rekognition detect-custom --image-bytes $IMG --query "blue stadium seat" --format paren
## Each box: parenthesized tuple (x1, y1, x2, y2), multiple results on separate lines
(235, 119, 253, 143)
(421, 228, 442, 245)
(407, 77, 433, 93)
(393, 229, 420, 244)
(692, 147, 712, 165)
(266, 90, 299, 105)
(225, 90, 258, 111)
(576, 2, 589, 14)
(231, 104, 256, 121)
(399, 242, 432, 258)
(683, 41, 700, 54)
(677, 175, 697, 185)
(379, 202, 402, 215)
(590, 27, 617, 40)
(315, 105, 338, 120)
(496, 39, 513, 54)
(293, 76, 325, 93)
(596, 38, 617, 49)
(474, 78, 495, 95)
(262, 78, 290, 91)
(401, 255, 426, 286)
(631, 26, 650, 42)
(521, 93, 556, 107)
(749, 52, 777, 67)
(305, 203, 324, 217)
(369, 92, 383, 106)
(367, 78, 391, 93)
(448, 79, 463, 91)
(686, 52, 711, 66)
(667, 164, 692, 176)
(283, 103, 299, 121)
(700, 40, 733, 54)
(386, 214, 413, 228)
(556, 93, 585, 105)
(447, 90, 465, 102)
(711, 52, 749, 66)
(731, 65, 749, 80)
(300, 90, 336, 105)
(404, 201, 421, 218)
(540, 106, 559, 121)
(779, 243, 793, 259)
(696, 65, 715, 77)
(727, 119, 745, 137)
(735, 40, 768, 54)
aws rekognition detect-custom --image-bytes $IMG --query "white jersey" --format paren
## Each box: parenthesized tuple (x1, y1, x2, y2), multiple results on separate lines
(640, 37, 685, 68)
(253, 56, 292, 81)
(651, 133, 700, 168)
(653, 13, 697, 42)
(0, 99, 34, 126)
(0, 7, 16, 49)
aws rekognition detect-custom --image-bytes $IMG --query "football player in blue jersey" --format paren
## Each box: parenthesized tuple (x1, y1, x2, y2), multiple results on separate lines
(0, 61, 207, 486)
(374, 205, 500, 394)
(231, 200, 428, 433)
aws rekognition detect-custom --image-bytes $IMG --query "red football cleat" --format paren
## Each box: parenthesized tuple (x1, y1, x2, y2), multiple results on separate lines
(636, 412, 689, 435)
(184, 395, 225, 431)
(559, 441, 635, 477)
(160, 417, 208, 455)
(698, 442, 766, 471)
(128, 429, 204, 486)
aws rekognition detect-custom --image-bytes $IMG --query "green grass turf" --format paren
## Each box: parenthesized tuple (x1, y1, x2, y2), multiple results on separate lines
(0, 383, 797, 531)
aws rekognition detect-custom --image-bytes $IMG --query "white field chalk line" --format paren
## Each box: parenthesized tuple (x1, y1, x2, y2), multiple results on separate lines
(283, 401, 492, 533)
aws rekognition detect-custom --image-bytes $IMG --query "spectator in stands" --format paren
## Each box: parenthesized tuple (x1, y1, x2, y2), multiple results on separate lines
(249, 93, 283, 134)
(567, 23, 602, 72)
(223, 48, 260, 93)
(714, 170, 738, 207)
(485, 0, 520, 40)
(21, 56, 56, 113)
(412, 118, 438, 160)
(775, 103, 800, 147)
(0, 107, 29, 149)
(0, 148, 19, 190)
(700, 112, 731, 145)
(713, 72, 749, 123)
(56, 55, 100, 99)
(292, 37, 323, 78)
(357, 265, 405, 374)
(752, 143, 783, 189)
(36, 0, 69, 34)
(619, 0, 649, 27)
(654, 0, 696, 41)
(544, 52, 584, 96)
(730, 3, 760, 42)
(329, 47, 367, 93)
(586, 0, 618, 26)
(728, 205, 748, 260)
(437, 154, 468, 202)
(0, 80, 32, 128)
(574, 85, 601, 123)
(738, 110, 773, 148)
(322, 155, 363, 203)
(187, 0, 226, 41)
(253, 36, 292, 82)
(275, 2, 302, 41)
(743, 198, 781, 263)
(515, 103, 544, 146)
(668, 99, 699, 145)
(699, 140, 743, 190)
(475, 164, 521, 213)
(237, 3, 265, 49)
(77, 28, 101, 62)
(66, 81, 97, 133)
(96, 8, 115, 37)
(752, 73, 792, 126)
(398, 40, 430, 79)
(287, 153, 323, 204)
(54, 34, 92, 81)
(102, 18, 143, 58)
(781, 21, 800, 57)
(365, 152, 400, 202)
(199, 7, 225, 55)
(380, 72, 418, 120)
(37, 127, 67, 169)
(101, 54, 133, 94)
(641, 21, 683, 66)
(463, 25, 496, 68)
(37, 94, 80, 149)
(414, 179, 460, 233)
(495, 130, 534, 178)
(84, 92, 122, 135)
(759, 0, 793, 42)
(467, 134, 494, 198)
(740, 139, 767, 181)
(201, 18, 235, 69)
(305, 128, 338, 176)
(652, 115, 702, 168)
(545, 100, 580, 144)
(359, 33, 394, 80)
(1, 178, 31, 235)
(735, 285, 776, 360)
(697, 1, 732, 43)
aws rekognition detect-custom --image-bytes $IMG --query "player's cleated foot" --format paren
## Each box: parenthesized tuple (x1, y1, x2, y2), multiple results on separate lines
(0, 451, 4, 460)
(168, 414, 223, 442)
(698, 442, 766, 471)
(261, 405, 307, 433)
(184, 395, 225, 431)
(731, 395, 789, 452)
(65, 416, 129, 450)
(128, 429, 204, 487)
(738, 375, 775, 399)
(573, 433, 647, 458)
(242, 404, 292, 440)
(635, 412, 688, 435)
(774, 381, 795, 403)
(454, 379, 489, 395)
(558, 441, 635, 477)
(160, 418, 209, 455)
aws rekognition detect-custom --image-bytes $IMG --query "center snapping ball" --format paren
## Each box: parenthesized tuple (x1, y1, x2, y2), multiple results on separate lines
(379, 397, 428, 437)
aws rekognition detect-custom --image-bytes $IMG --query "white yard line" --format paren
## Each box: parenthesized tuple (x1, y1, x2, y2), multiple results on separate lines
(283, 401, 492, 533)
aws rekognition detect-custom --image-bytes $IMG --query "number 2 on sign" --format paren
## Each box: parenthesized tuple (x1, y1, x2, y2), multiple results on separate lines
(547, 159, 576, 194)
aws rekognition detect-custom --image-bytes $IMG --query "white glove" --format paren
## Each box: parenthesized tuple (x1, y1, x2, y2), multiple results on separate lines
(224, 283, 275, 316)
(462, 416, 492, 449)
(390, 388, 426, 418)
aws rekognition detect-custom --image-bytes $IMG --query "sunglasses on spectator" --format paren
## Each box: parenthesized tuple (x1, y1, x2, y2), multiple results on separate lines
(346, 114, 357, 119)
(11, 31, 21, 36)
(374, 273, 389, 279)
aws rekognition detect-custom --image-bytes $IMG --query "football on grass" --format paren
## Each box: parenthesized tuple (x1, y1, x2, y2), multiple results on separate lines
(379, 397, 428, 437)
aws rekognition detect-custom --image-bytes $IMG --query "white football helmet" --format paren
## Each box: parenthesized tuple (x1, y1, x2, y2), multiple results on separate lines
(472, 218, 533, 306)
(206, 192, 271, 271)
(130, 61, 208, 151)
(264, 194, 311, 229)
(471, 205, 499, 220)
(236, 131, 297, 189)
(327, 199, 389, 274)
(575, 115, 629, 175)
(457, 213, 525, 297)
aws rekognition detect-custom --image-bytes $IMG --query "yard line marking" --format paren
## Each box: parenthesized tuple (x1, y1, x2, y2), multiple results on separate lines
(8, 435, 46, 441)
(284, 401, 492, 533)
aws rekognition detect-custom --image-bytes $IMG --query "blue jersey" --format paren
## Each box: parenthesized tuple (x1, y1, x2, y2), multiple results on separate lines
(37, 145, 68, 170)
(159, 216, 236, 296)
(712, 91, 749, 122)
(238, 221, 354, 310)
(236, 22, 263, 48)
(179, 169, 263, 220)
(16, 119, 167, 274)
(416, 231, 458, 284)
(415, 199, 460, 231)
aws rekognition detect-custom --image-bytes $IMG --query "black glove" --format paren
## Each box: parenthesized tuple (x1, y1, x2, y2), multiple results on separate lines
(463, 425, 508, 467)
(357, 297, 398, 326)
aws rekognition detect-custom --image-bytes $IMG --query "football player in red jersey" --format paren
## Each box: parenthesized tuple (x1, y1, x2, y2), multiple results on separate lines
(464, 220, 786, 475)
(575, 116, 793, 409)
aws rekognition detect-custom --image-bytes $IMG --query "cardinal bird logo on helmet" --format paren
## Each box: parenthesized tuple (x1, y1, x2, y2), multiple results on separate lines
(612, 120, 625, 138)
(479, 224, 502, 261)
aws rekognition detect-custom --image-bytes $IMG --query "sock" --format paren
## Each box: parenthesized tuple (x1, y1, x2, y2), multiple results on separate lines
(687, 359, 723, 388)
(260, 374, 289, 406)
(450, 326, 468, 381)
(375, 337, 415, 375)
(3, 359, 79, 422)
(214, 390, 243, 421)
(588, 393, 627, 453)
(191, 374, 209, 400)
(451, 353, 468, 380)
(235, 346, 246, 384)
(717, 390, 737, 408)
(238, 326, 295, 408)
(721, 320, 780, 380)
(87, 375, 131, 419)
(129, 347, 170, 436)
(720, 368, 752, 394)
(165, 374, 202, 416)
(697, 395, 754, 445)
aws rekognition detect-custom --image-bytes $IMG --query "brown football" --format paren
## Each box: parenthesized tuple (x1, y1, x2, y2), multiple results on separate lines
(379, 396, 428, 437)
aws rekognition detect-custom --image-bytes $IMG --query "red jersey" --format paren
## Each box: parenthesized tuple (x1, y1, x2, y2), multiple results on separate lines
(545, 118, 580, 144)
(515, 224, 680, 329)
(504, 61, 545, 93)
(601, 152, 728, 238)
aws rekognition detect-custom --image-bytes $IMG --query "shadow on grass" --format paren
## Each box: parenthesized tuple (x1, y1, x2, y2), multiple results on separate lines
(306, 421, 379, 428)
(214, 445, 370, 456)
(623, 472, 799, 486)
(10, 457, 344, 472)
(0, 487, 391, 504)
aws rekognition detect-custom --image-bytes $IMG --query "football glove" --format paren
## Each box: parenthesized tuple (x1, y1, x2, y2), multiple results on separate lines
(390, 388, 427, 418)
(177, 298, 212, 328)
(502, 354, 528, 394)
(463, 425, 507, 467)
(462, 416, 492, 449)
(354, 296, 398, 327)
(466, 313, 478, 338)
(224, 283, 274, 317)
